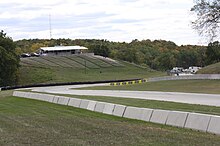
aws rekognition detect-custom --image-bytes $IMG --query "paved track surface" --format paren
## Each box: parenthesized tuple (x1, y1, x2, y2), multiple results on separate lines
(30, 83, 220, 107)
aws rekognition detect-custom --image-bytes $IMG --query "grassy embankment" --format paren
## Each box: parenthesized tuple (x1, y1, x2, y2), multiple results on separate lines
(18, 55, 165, 85)
(198, 62, 220, 74)
(1, 90, 220, 145)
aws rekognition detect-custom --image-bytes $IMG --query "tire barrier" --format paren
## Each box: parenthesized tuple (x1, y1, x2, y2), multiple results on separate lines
(13, 91, 220, 135)
(110, 79, 147, 86)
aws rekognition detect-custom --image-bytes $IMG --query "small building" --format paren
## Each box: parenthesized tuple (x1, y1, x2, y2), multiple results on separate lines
(38, 46, 88, 56)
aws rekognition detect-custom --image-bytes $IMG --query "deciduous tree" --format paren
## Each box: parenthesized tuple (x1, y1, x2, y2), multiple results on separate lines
(0, 30, 19, 86)
(191, 0, 220, 41)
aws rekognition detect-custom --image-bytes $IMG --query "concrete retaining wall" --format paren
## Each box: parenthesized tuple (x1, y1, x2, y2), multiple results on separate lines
(12, 91, 220, 135)
(148, 74, 220, 82)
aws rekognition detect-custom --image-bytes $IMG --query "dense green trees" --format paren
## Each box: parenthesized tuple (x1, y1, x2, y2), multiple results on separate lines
(16, 38, 207, 71)
(191, 1, 220, 67)
(0, 30, 19, 86)
(206, 41, 220, 64)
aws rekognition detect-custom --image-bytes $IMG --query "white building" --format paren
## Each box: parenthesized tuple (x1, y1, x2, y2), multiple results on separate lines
(39, 46, 88, 56)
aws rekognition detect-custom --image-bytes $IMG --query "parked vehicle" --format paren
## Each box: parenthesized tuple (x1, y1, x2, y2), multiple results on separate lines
(20, 53, 31, 58)
(30, 52, 40, 57)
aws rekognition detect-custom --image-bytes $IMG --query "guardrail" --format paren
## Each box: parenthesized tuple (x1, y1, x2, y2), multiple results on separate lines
(148, 74, 220, 82)
(13, 91, 220, 136)
(0, 78, 142, 90)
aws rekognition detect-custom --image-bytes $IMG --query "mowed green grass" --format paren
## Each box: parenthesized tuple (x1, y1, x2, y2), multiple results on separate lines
(81, 80, 220, 94)
(18, 61, 165, 85)
(39, 93, 220, 116)
(1, 91, 220, 145)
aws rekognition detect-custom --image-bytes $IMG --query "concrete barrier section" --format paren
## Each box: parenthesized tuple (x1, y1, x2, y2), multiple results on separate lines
(28, 92, 39, 100)
(113, 104, 126, 117)
(138, 108, 153, 122)
(207, 115, 220, 135)
(16, 91, 25, 97)
(57, 96, 70, 105)
(94, 102, 106, 113)
(68, 98, 82, 108)
(30, 93, 42, 100)
(185, 113, 211, 132)
(13, 91, 19, 97)
(23, 92, 31, 98)
(79, 100, 90, 109)
(13, 91, 220, 135)
(123, 106, 143, 119)
(150, 109, 169, 124)
(13, 91, 25, 97)
(42, 94, 55, 102)
(103, 103, 115, 115)
(52, 96, 59, 103)
(87, 101, 97, 111)
(36, 93, 48, 101)
(166, 111, 188, 127)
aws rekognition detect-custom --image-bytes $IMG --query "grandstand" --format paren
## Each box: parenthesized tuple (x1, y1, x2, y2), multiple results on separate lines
(20, 54, 123, 69)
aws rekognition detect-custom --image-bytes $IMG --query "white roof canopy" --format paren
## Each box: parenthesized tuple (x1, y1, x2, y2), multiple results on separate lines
(40, 46, 88, 51)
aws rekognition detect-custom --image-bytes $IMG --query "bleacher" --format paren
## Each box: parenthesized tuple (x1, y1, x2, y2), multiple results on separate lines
(78, 55, 112, 68)
(20, 54, 123, 69)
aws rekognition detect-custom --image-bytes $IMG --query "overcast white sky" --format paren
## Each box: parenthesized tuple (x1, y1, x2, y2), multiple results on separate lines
(0, 0, 205, 45)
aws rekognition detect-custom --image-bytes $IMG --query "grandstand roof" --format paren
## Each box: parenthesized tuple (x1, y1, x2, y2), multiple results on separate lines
(40, 46, 88, 51)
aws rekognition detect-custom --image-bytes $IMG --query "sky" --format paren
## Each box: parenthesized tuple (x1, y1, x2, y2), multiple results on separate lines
(0, 0, 206, 46)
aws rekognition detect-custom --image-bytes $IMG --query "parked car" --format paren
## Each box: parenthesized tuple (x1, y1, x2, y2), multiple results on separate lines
(20, 53, 31, 58)
(30, 52, 40, 57)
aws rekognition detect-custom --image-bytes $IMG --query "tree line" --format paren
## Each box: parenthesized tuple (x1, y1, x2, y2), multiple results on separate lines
(0, 31, 19, 86)
(1, 31, 219, 87)
(16, 38, 219, 71)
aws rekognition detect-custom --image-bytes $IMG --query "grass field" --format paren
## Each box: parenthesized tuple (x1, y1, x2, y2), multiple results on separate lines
(1, 90, 220, 145)
(198, 62, 220, 74)
(80, 80, 220, 94)
(34, 92, 220, 116)
(18, 59, 164, 85)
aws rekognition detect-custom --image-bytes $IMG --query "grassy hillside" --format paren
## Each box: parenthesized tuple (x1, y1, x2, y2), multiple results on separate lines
(1, 91, 220, 145)
(198, 62, 220, 74)
(18, 55, 165, 85)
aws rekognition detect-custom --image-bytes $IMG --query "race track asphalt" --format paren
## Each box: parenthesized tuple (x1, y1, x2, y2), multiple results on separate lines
(30, 83, 220, 107)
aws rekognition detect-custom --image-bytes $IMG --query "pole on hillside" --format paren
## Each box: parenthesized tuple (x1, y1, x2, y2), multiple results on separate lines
(49, 14, 52, 39)
(85, 60, 86, 74)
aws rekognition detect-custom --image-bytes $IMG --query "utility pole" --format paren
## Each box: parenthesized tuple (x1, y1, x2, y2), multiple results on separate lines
(49, 14, 52, 39)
